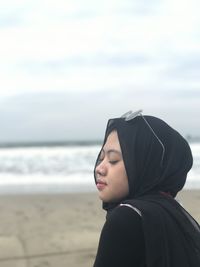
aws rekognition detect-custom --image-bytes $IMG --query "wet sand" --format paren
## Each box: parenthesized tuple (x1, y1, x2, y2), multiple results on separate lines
(0, 189, 199, 267)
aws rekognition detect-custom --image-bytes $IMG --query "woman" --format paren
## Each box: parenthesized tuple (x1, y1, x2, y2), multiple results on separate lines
(93, 110, 200, 267)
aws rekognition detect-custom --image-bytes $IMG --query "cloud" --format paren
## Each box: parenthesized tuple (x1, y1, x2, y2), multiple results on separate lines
(164, 55, 200, 82)
(0, 0, 200, 142)
(0, 14, 22, 28)
(20, 53, 148, 74)
(0, 89, 199, 143)
(116, 0, 162, 16)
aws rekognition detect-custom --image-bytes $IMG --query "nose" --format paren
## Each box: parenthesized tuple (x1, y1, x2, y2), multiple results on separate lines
(95, 160, 107, 177)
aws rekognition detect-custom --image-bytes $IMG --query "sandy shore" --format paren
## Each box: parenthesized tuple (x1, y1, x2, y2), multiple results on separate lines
(0, 189, 199, 267)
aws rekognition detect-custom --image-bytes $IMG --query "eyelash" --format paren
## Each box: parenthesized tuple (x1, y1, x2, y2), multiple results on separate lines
(109, 160, 119, 165)
(97, 159, 119, 165)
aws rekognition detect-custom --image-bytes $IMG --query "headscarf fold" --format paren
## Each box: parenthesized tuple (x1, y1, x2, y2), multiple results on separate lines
(94, 114, 200, 267)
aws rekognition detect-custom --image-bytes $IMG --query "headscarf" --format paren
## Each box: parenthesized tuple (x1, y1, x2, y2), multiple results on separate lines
(94, 112, 200, 267)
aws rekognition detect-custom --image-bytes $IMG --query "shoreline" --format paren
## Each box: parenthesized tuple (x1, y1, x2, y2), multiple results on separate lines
(0, 190, 199, 267)
(0, 182, 199, 195)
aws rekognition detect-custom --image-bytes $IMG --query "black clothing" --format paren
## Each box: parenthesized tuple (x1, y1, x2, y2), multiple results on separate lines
(123, 193, 200, 267)
(94, 113, 200, 267)
(93, 205, 146, 267)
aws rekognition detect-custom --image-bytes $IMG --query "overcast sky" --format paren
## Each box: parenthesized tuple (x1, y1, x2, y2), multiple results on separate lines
(0, 0, 200, 143)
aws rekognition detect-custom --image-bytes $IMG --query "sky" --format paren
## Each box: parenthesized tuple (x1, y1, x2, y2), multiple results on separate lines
(0, 0, 200, 142)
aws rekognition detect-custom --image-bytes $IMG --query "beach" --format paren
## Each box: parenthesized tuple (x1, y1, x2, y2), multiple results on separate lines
(0, 190, 199, 267)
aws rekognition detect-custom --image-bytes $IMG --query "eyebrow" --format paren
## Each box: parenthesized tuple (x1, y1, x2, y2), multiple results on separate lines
(102, 149, 122, 156)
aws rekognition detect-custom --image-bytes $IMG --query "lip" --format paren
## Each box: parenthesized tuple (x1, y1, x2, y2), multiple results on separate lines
(96, 181, 107, 190)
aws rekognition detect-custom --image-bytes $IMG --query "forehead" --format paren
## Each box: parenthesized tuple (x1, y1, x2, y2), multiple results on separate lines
(103, 131, 121, 150)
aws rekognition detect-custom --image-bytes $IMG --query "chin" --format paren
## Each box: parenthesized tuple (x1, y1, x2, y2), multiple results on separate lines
(98, 193, 106, 201)
(99, 191, 129, 203)
(98, 192, 110, 202)
(98, 192, 116, 203)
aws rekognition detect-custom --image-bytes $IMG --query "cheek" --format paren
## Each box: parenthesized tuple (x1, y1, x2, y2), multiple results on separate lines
(98, 172, 129, 203)
(111, 166, 129, 197)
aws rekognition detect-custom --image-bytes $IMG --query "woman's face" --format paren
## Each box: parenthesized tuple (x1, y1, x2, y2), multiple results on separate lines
(95, 131, 129, 203)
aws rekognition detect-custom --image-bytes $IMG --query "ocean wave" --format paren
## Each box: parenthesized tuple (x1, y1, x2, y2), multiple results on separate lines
(0, 143, 199, 193)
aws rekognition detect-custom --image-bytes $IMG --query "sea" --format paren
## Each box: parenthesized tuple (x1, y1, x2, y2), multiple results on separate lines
(0, 141, 199, 195)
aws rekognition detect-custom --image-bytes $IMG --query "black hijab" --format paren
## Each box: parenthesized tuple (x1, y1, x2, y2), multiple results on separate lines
(94, 113, 200, 267)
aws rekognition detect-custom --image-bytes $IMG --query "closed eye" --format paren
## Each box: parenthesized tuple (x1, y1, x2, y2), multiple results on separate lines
(109, 160, 119, 165)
